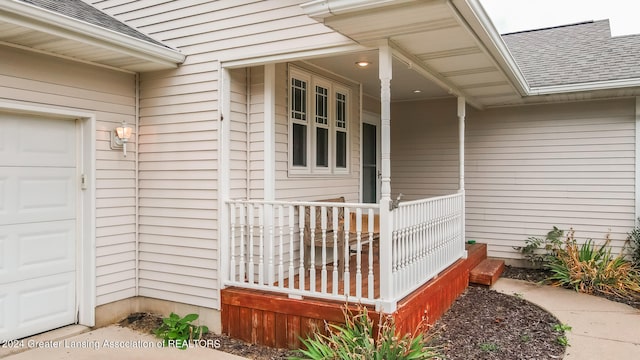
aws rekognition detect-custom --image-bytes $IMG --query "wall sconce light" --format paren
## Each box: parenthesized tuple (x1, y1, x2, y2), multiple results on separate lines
(111, 120, 133, 157)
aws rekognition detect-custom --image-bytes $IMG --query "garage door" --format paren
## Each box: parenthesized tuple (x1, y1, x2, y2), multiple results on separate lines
(0, 112, 77, 340)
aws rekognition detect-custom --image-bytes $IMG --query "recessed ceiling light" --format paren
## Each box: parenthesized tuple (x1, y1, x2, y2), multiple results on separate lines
(413, 89, 422, 93)
(355, 61, 370, 67)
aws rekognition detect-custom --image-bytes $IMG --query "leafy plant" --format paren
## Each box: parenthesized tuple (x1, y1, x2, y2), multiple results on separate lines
(626, 220, 640, 268)
(479, 342, 499, 352)
(291, 305, 439, 360)
(154, 312, 208, 350)
(515, 226, 564, 267)
(552, 323, 571, 347)
(546, 229, 640, 300)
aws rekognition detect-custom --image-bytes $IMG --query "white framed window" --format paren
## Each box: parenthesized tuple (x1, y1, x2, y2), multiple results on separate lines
(289, 66, 350, 175)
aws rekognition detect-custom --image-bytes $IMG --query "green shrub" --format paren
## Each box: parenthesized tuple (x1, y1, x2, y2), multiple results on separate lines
(546, 229, 640, 300)
(626, 220, 640, 268)
(515, 226, 564, 267)
(290, 306, 439, 360)
(154, 312, 208, 349)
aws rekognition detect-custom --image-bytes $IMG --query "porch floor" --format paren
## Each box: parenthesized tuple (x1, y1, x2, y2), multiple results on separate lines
(221, 243, 487, 349)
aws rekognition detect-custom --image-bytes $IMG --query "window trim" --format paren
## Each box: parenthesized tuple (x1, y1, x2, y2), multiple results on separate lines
(288, 65, 351, 176)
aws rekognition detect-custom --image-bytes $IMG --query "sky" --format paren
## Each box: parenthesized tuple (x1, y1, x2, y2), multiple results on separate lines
(480, 0, 640, 36)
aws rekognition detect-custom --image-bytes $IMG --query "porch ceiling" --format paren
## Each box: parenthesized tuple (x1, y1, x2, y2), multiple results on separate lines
(0, 0, 184, 72)
(302, 0, 529, 108)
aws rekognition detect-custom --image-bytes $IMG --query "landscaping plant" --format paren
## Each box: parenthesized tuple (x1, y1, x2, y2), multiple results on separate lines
(626, 220, 640, 268)
(544, 229, 640, 300)
(515, 226, 564, 267)
(154, 312, 208, 349)
(291, 305, 439, 360)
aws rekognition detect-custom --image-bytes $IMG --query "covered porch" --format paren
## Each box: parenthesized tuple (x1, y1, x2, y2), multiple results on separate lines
(217, 0, 522, 348)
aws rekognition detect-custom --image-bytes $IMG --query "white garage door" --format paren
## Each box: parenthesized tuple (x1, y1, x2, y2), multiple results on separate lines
(0, 112, 77, 340)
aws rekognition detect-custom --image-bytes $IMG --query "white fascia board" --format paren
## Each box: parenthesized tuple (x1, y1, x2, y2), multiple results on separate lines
(1, 0, 185, 68)
(301, 0, 417, 19)
(454, 0, 530, 96)
(530, 78, 640, 95)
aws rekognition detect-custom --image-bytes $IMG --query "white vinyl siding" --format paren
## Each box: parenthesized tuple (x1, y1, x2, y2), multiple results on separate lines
(392, 98, 636, 259)
(85, 0, 355, 309)
(0, 46, 137, 306)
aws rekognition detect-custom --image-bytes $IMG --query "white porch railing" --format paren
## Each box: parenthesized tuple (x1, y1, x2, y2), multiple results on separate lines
(224, 192, 466, 309)
(225, 199, 380, 304)
(391, 192, 466, 301)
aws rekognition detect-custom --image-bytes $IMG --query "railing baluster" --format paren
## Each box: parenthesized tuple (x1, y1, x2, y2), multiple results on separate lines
(355, 207, 362, 299)
(332, 206, 339, 295)
(320, 206, 327, 293)
(259, 205, 264, 285)
(343, 207, 350, 297)
(367, 208, 374, 299)
(309, 206, 316, 292)
(298, 205, 305, 291)
(288, 205, 295, 290)
(230, 203, 236, 282)
(239, 204, 246, 283)
(248, 204, 254, 284)
(278, 205, 284, 288)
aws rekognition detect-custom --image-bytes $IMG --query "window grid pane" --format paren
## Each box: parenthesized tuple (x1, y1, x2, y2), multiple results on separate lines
(316, 127, 329, 167)
(291, 78, 307, 121)
(336, 130, 347, 168)
(293, 123, 307, 166)
(315, 86, 328, 125)
(336, 92, 346, 128)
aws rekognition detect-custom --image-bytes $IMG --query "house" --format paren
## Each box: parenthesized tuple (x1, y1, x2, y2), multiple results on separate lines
(1, 0, 638, 348)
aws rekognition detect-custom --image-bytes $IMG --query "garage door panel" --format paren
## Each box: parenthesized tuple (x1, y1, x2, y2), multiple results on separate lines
(0, 114, 76, 167)
(0, 273, 75, 341)
(0, 221, 75, 284)
(1, 112, 78, 340)
(0, 167, 76, 225)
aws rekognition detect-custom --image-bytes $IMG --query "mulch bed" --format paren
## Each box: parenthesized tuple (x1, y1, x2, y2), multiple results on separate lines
(118, 266, 638, 359)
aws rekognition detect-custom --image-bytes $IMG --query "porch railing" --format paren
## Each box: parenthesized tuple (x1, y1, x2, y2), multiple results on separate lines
(224, 192, 466, 309)
(391, 192, 466, 301)
(225, 199, 380, 304)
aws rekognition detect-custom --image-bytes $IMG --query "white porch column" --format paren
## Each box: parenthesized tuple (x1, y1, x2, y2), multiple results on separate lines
(458, 96, 465, 191)
(458, 96, 467, 258)
(378, 43, 395, 312)
(264, 64, 276, 284)
(264, 64, 276, 201)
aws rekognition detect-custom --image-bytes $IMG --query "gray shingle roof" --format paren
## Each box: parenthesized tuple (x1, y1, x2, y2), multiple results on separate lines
(502, 20, 640, 88)
(17, 0, 169, 48)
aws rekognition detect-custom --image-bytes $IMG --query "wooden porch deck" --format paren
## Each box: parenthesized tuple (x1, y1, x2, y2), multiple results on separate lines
(221, 243, 487, 349)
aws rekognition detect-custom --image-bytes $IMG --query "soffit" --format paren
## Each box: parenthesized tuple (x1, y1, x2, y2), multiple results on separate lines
(303, 0, 527, 108)
(0, 1, 184, 72)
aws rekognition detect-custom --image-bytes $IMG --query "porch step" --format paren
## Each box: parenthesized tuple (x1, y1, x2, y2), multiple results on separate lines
(470, 259, 505, 286)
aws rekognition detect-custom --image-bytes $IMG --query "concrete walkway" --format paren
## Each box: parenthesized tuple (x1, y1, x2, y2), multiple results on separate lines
(493, 278, 640, 360)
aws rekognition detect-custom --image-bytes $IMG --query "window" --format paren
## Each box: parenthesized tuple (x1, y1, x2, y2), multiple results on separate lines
(289, 66, 350, 175)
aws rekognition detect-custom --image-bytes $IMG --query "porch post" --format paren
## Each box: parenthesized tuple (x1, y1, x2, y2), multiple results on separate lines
(458, 96, 467, 258)
(457, 96, 465, 191)
(264, 64, 276, 284)
(378, 43, 395, 312)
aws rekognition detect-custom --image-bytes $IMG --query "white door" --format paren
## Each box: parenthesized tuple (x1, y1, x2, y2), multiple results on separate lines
(0, 112, 77, 340)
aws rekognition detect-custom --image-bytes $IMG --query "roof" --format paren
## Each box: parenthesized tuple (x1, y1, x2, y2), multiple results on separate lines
(17, 0, 168, 48)
(502, 20, 640, 88)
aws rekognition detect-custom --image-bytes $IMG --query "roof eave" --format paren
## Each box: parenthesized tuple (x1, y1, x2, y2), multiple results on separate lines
(452, 0, 530, 96)
(1, 0, 185, 70)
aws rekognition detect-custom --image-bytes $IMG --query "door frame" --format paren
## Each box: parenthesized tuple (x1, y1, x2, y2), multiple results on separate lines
(0, 100, 96, 327)
(361, 111, 381, 203)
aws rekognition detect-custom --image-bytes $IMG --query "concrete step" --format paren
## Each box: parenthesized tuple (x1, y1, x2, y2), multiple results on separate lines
(470, 258, 505, 286)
